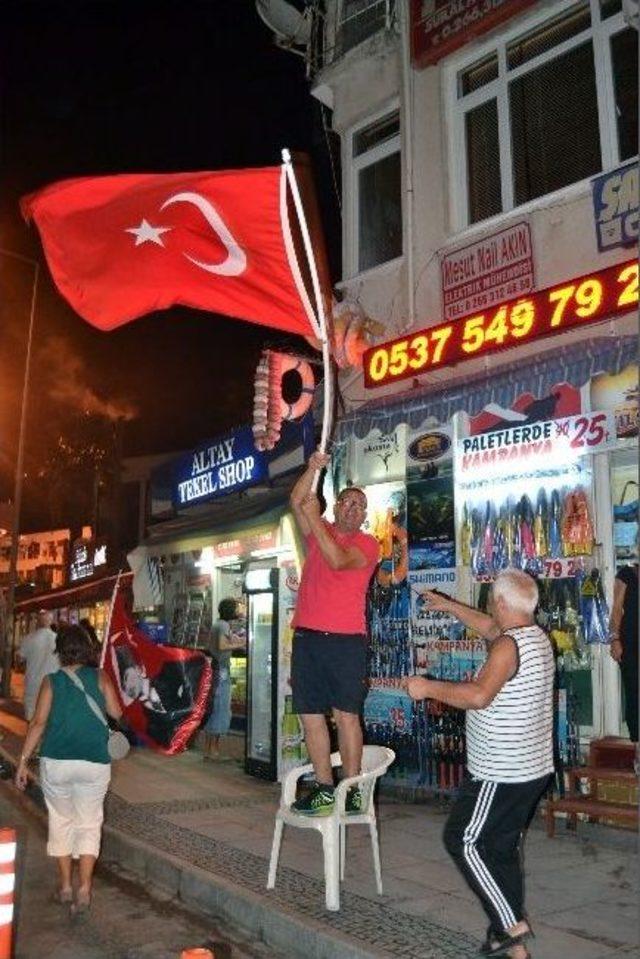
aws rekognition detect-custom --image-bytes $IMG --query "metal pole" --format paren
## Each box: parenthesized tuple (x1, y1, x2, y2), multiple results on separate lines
(398, 0, 416, 330)
(281, 150, 334, 491)
(0, 249, 39, 697)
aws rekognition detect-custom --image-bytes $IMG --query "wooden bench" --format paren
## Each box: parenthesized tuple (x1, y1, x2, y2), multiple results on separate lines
(546, 738, 638, 837)
(567, 766, 637, 791)
(546, 794, 638, 836)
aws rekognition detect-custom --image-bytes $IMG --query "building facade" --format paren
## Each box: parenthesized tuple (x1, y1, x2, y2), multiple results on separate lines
(293, 0, 638, 786)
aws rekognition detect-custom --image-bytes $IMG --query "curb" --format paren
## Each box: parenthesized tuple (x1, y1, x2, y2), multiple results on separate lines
(1, 739, 385, 959)
(102, 828, 383, 959)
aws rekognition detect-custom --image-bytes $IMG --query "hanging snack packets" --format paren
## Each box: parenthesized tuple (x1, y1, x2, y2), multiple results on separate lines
(579, 569, 609, 644)
(562, 487, 594, 556)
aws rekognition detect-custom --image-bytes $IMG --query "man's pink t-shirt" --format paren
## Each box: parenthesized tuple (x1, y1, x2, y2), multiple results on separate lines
(293, 521, 380, 634)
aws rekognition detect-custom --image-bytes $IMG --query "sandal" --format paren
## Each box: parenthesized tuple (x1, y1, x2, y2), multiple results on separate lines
(483, 926, 534, 957)
(480, 925, 508, 954)
(51, 888, 73, 905)
(70, 894, 91, 921)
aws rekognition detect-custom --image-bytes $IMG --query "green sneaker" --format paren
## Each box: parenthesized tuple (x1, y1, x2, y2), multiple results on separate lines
(345, 786, 363, 815)
(291, 784, 335, 816)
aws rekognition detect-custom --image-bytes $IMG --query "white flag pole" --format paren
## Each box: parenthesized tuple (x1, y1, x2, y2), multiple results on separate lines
(281, 149, 334, 491)
(99, 569, 123, 670)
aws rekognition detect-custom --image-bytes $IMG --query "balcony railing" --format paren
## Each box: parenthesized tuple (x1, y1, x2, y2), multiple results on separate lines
(307, 0, 397, 77)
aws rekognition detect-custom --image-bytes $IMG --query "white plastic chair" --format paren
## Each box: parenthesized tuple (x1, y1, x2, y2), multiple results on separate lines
(267, 745, 395, 911)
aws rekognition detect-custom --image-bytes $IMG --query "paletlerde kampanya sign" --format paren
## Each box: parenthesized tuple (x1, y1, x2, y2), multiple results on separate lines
(173, 426, 267, 506)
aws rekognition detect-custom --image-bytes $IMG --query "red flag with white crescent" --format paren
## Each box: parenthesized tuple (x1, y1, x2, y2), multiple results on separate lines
(21, 167, 316, 336)
(104, 589, 212, 755)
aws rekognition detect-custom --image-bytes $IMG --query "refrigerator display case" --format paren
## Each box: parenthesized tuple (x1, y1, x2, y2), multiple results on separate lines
(276, 562, 306, 780)
(243, 561, 306, 781)
(244, 566, 279, 779)
(229, 652, 247, 732)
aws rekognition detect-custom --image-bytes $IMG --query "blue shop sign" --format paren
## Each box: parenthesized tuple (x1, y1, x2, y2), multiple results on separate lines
(170, 414, 314, 509)
(592, 163, 638, 252)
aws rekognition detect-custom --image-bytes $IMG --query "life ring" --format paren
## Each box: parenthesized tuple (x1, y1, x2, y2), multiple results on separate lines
(376, 523, 408, 587)
(279, 354, 315, 421)
(252, 350, 314, 451)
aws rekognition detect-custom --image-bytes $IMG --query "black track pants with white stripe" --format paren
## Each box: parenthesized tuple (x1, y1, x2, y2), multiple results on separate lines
(443, 774, 551, 933)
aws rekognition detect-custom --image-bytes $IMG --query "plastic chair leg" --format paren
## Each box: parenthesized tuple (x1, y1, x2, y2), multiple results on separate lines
(322, 824, 340, 911)
(340, 823, 346, 882)
(369, 818, 382, 895)
(267, 817, 284, 889)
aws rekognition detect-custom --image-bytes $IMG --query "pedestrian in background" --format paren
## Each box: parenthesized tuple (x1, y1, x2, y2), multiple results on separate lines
(17, 609, 59, 720)
(289, 450, 379, 816)
(408, 570, 554, 959)
(79, 617, 102, 666)
(15, 624, 122, 917)
(609, 563, 638, 742)
(202, 597, 245, 760)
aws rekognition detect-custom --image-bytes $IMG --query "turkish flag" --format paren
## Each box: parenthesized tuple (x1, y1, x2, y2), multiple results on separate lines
(104, 589, 213, 755)
(21, 167, 316, 336)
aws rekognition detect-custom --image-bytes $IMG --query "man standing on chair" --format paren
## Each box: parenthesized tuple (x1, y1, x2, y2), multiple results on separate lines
(289, 450, 379, 817)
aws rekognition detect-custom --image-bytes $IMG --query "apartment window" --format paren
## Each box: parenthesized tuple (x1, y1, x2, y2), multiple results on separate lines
(450, 1, 638, 228)
(339, 0, 396, 56)
(351, 109, 402, 274)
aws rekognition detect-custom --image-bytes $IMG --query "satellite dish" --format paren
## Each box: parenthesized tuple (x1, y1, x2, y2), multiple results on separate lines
(255, 0, 312, 48)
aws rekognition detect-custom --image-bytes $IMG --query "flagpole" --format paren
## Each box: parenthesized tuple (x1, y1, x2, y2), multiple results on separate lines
(281, 150, 334, 490)
(99, 570, 123, 669)
(0, 249, 39, 698)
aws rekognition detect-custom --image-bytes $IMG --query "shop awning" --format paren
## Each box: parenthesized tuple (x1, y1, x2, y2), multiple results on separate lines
(15, 570, 133, 614)
(335, 333, 637, 440)
(143, 476, 297, 556)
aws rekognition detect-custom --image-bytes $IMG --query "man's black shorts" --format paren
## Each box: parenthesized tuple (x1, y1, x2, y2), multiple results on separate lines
(291, 628, 367, 715)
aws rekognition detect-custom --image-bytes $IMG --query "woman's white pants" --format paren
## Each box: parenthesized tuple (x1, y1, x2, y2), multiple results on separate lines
(40, 758, 111, 858)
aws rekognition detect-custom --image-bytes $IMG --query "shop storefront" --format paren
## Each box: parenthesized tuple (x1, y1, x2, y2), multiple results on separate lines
(13, 570, 133, 647)
(328, 321, 637, 797)
(139, 414, 314, 781)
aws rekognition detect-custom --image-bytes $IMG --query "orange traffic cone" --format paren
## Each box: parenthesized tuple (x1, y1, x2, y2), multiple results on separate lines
(0, 827, 17, 959)
(180, 950, 214, 959)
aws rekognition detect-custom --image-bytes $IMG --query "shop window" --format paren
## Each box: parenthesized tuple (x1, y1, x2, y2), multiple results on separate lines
(610, 28, 639, 161)
(466, 99, 502, 224)
(599, 0, 622, 17)
(510, 40, 601, 206)
(350, 108, 402, 274)
(449, 0, 638, 228)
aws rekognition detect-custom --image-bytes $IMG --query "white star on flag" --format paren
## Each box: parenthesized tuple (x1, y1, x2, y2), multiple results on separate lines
(125, 218, 172, 247)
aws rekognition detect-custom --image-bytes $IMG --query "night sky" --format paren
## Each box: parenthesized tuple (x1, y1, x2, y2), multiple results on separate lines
(0, 0, 339, 527)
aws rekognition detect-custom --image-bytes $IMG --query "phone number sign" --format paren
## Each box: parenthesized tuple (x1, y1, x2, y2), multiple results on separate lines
(363, 260, 637, 389)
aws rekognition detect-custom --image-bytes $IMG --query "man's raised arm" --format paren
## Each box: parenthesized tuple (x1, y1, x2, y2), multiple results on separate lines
(290, 450, 330, 537)
(420, 589, 500, 640)
(300, 495, 369, 570)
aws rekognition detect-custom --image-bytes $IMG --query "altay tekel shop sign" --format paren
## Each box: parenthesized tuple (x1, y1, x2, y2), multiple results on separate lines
(170, 415, 314, 509)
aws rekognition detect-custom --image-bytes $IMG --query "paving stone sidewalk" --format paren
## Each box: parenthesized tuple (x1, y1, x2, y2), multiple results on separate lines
(1, 704, 637, 959)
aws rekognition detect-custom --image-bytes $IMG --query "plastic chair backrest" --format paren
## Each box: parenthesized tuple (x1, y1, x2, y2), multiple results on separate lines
(360, 745, 394, 775)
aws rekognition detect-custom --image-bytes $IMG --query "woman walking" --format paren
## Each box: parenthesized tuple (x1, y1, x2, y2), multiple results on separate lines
(15, 624, 122, 916)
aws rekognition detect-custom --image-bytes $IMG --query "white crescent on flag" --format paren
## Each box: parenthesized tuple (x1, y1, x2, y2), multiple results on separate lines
(160, 190, 247, 276)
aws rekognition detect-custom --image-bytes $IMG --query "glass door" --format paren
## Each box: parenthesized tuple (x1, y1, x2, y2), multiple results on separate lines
(246, 590, 275, 770)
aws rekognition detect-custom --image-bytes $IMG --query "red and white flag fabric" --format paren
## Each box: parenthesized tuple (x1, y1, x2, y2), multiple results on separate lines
(21, 167, 316, 336)
(103, 589, 212, 755)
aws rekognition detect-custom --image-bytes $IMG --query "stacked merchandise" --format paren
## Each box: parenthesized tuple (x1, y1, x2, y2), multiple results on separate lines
(368, 581, 413, 679)
(461, 485, 594, 577)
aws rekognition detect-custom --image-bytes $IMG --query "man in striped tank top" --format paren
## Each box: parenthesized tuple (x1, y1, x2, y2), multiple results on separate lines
(407, 569, 554, 959)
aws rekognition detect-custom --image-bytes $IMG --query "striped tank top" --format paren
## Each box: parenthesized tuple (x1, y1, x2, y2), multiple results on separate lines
(466, 624, 555, 783)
